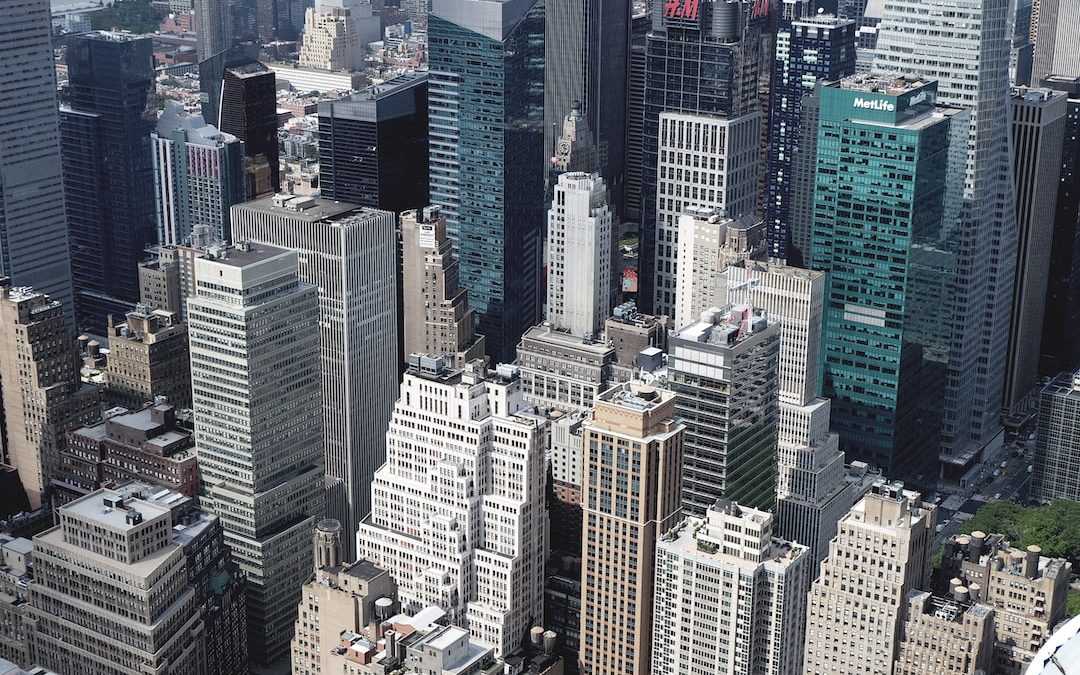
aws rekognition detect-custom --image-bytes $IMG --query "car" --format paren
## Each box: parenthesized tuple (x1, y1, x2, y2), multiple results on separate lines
(1000, 461, 1008, 469)
(993, 493, 1002, 500)
(936, 523, 945, 533)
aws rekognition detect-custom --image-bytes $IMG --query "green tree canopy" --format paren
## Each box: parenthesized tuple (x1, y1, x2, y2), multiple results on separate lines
(962, 500, 1080, 567)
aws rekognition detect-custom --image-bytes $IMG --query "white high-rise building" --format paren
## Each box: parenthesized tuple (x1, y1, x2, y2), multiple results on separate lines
(803, 482, 936, 675)
(547, 171, 612, 338)
(674, 208, 765, 331)
(874, 0, 1018, 468)
(356, 356, 548, 657)
(232, 193, 399, 560)
(653, 110, 761, 318)
(298, 0, 379, 72)
(188, 241, 326, 665)
(653, 501, 810, 675)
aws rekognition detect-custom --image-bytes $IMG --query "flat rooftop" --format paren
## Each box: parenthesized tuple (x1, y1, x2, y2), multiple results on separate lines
(201, 241, 290, 268)
(236, 193, 360, 222)
(841, 72, 933, 95)
(63, 490, 169, 530)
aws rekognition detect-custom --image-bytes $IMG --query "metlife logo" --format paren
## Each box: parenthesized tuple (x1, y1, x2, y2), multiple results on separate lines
(853, 97, 895, 112)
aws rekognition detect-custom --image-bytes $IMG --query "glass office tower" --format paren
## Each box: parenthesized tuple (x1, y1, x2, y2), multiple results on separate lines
(428, 0, 546, 363)
(811, 75, 965, 482)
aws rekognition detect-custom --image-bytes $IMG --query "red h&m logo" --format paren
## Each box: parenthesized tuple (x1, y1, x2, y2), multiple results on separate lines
(750, 0, 771, 20)
(663, 0, 700, 20)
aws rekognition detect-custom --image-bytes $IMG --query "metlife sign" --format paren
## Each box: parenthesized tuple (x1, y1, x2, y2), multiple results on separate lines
(853, 97, 895, 112)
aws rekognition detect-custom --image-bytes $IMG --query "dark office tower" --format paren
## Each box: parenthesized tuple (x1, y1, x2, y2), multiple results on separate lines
(765, 14, 855, 262)
(195, 0, 232, 61)
(1004, 87, 1066, 412)
(428, 0, 545, 363)
(1041, 75, 1080, 376)
(0, 0, 75, 325)
(640, 0, 768, 315)
(219, 60, 280, 196)
(319, 72, 429, 214)
(810, 76, 965, 482)
(544, 0, 629, 213)
(61, 32, 156, 334)
(623, 12, 649, 222)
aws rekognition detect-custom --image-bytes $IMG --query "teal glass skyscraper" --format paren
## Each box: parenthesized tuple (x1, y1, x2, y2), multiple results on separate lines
(428, 0, 546, 363)
(810, 75, 965, 481)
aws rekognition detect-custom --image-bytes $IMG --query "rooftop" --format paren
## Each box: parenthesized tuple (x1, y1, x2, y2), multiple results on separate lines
(672, 304, 772, 347)
(156, 100, 238, 146)
(62, 489, 169, 531)
(840, 72, 934, 95)
(236, 193, 361, 222)
(200, 241, 290, 268)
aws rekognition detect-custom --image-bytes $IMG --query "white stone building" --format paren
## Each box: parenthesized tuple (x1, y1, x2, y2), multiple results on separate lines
(356, 357, 548, 657)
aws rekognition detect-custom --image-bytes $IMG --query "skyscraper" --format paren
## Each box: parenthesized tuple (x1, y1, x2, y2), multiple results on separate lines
(357, 357, 548, 657)
(400, 206, 486, 366)
(0, 281, 100, 511)
(213, 58, 280, 197)
(232, 194, 398, 561)
(875, 0, 1019, 476)
(765, 14, 856, 261)
(61, 32, 157, 333)
(1031, 370, 1080, 502)
(670, 305, 781, 514)
(427, 0, 546, 362)
(803, 482, 935, 675)
(640, 0, 767, 313)
(318, 72, 429, 214)
(1040, 75, 1080, 376)
(547, 172, 613, 338)
(0, 0, 74, 323)
(103, 305, 191, 411)
(1004, 87, 1066, 410)
(717, 261, 876, 565)
(652, 110, 762, 318)
(652, 501, 809, 675)
(152, 100, 246, 246)
(195, 0, 232, 61)
(810, 75, 964, 480)
(189, 241, 326, 664)
(543, 0, 630, 212)
(1031, 0, 1080, 82)
(578, 382, 684, 675)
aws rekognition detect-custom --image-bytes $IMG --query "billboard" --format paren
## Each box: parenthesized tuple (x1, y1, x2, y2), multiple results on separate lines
(663, 0, 701, 23)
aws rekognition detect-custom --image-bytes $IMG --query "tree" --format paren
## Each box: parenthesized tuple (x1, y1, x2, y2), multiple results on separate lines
(962, 500, 1080, 568)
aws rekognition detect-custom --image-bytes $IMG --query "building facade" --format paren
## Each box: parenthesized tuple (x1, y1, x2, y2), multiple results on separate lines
(0, 0, 74, 322)
(61, 32, 157, 333)
(939, 531, 1071, 674)
(670, 305, 781, 515)
(1031, 370, 1080, 501)
(803, 482, 936, 675)
(217, 60, 280, 196)
(152, 100, 246, 246)
(810, 75, 964, 481)
(232, 194, 398, 561)
(673, 209, 766, 330)
(298, 0, 378, 72)
(1040, 75, 1080, 376)
(515, 324, 616, 412)
(653, 110, 761, 318)
(400, 206, 486, 367)
(103, 305, 191, 411)
(652, 501, 809, 675)
(543, 0, 629, 214)
(893, 589, 994, 675)
(765, 14, 856, 262)
(319, 73, 429, 214)
(547, 172, 613, 338)
(427, 0, 546, 362)
(875, 0, 1019, 474)
(0, 282, 100, 510)
(188, 242, 326, 664)
(640, 0, 766, 313)
(1031, 0, 1080, 82)
(578, 382, 684, 675)
(28, 487, 205, 674)
(357, 358, 548, 657)
(1004, 87, 1066, 410)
